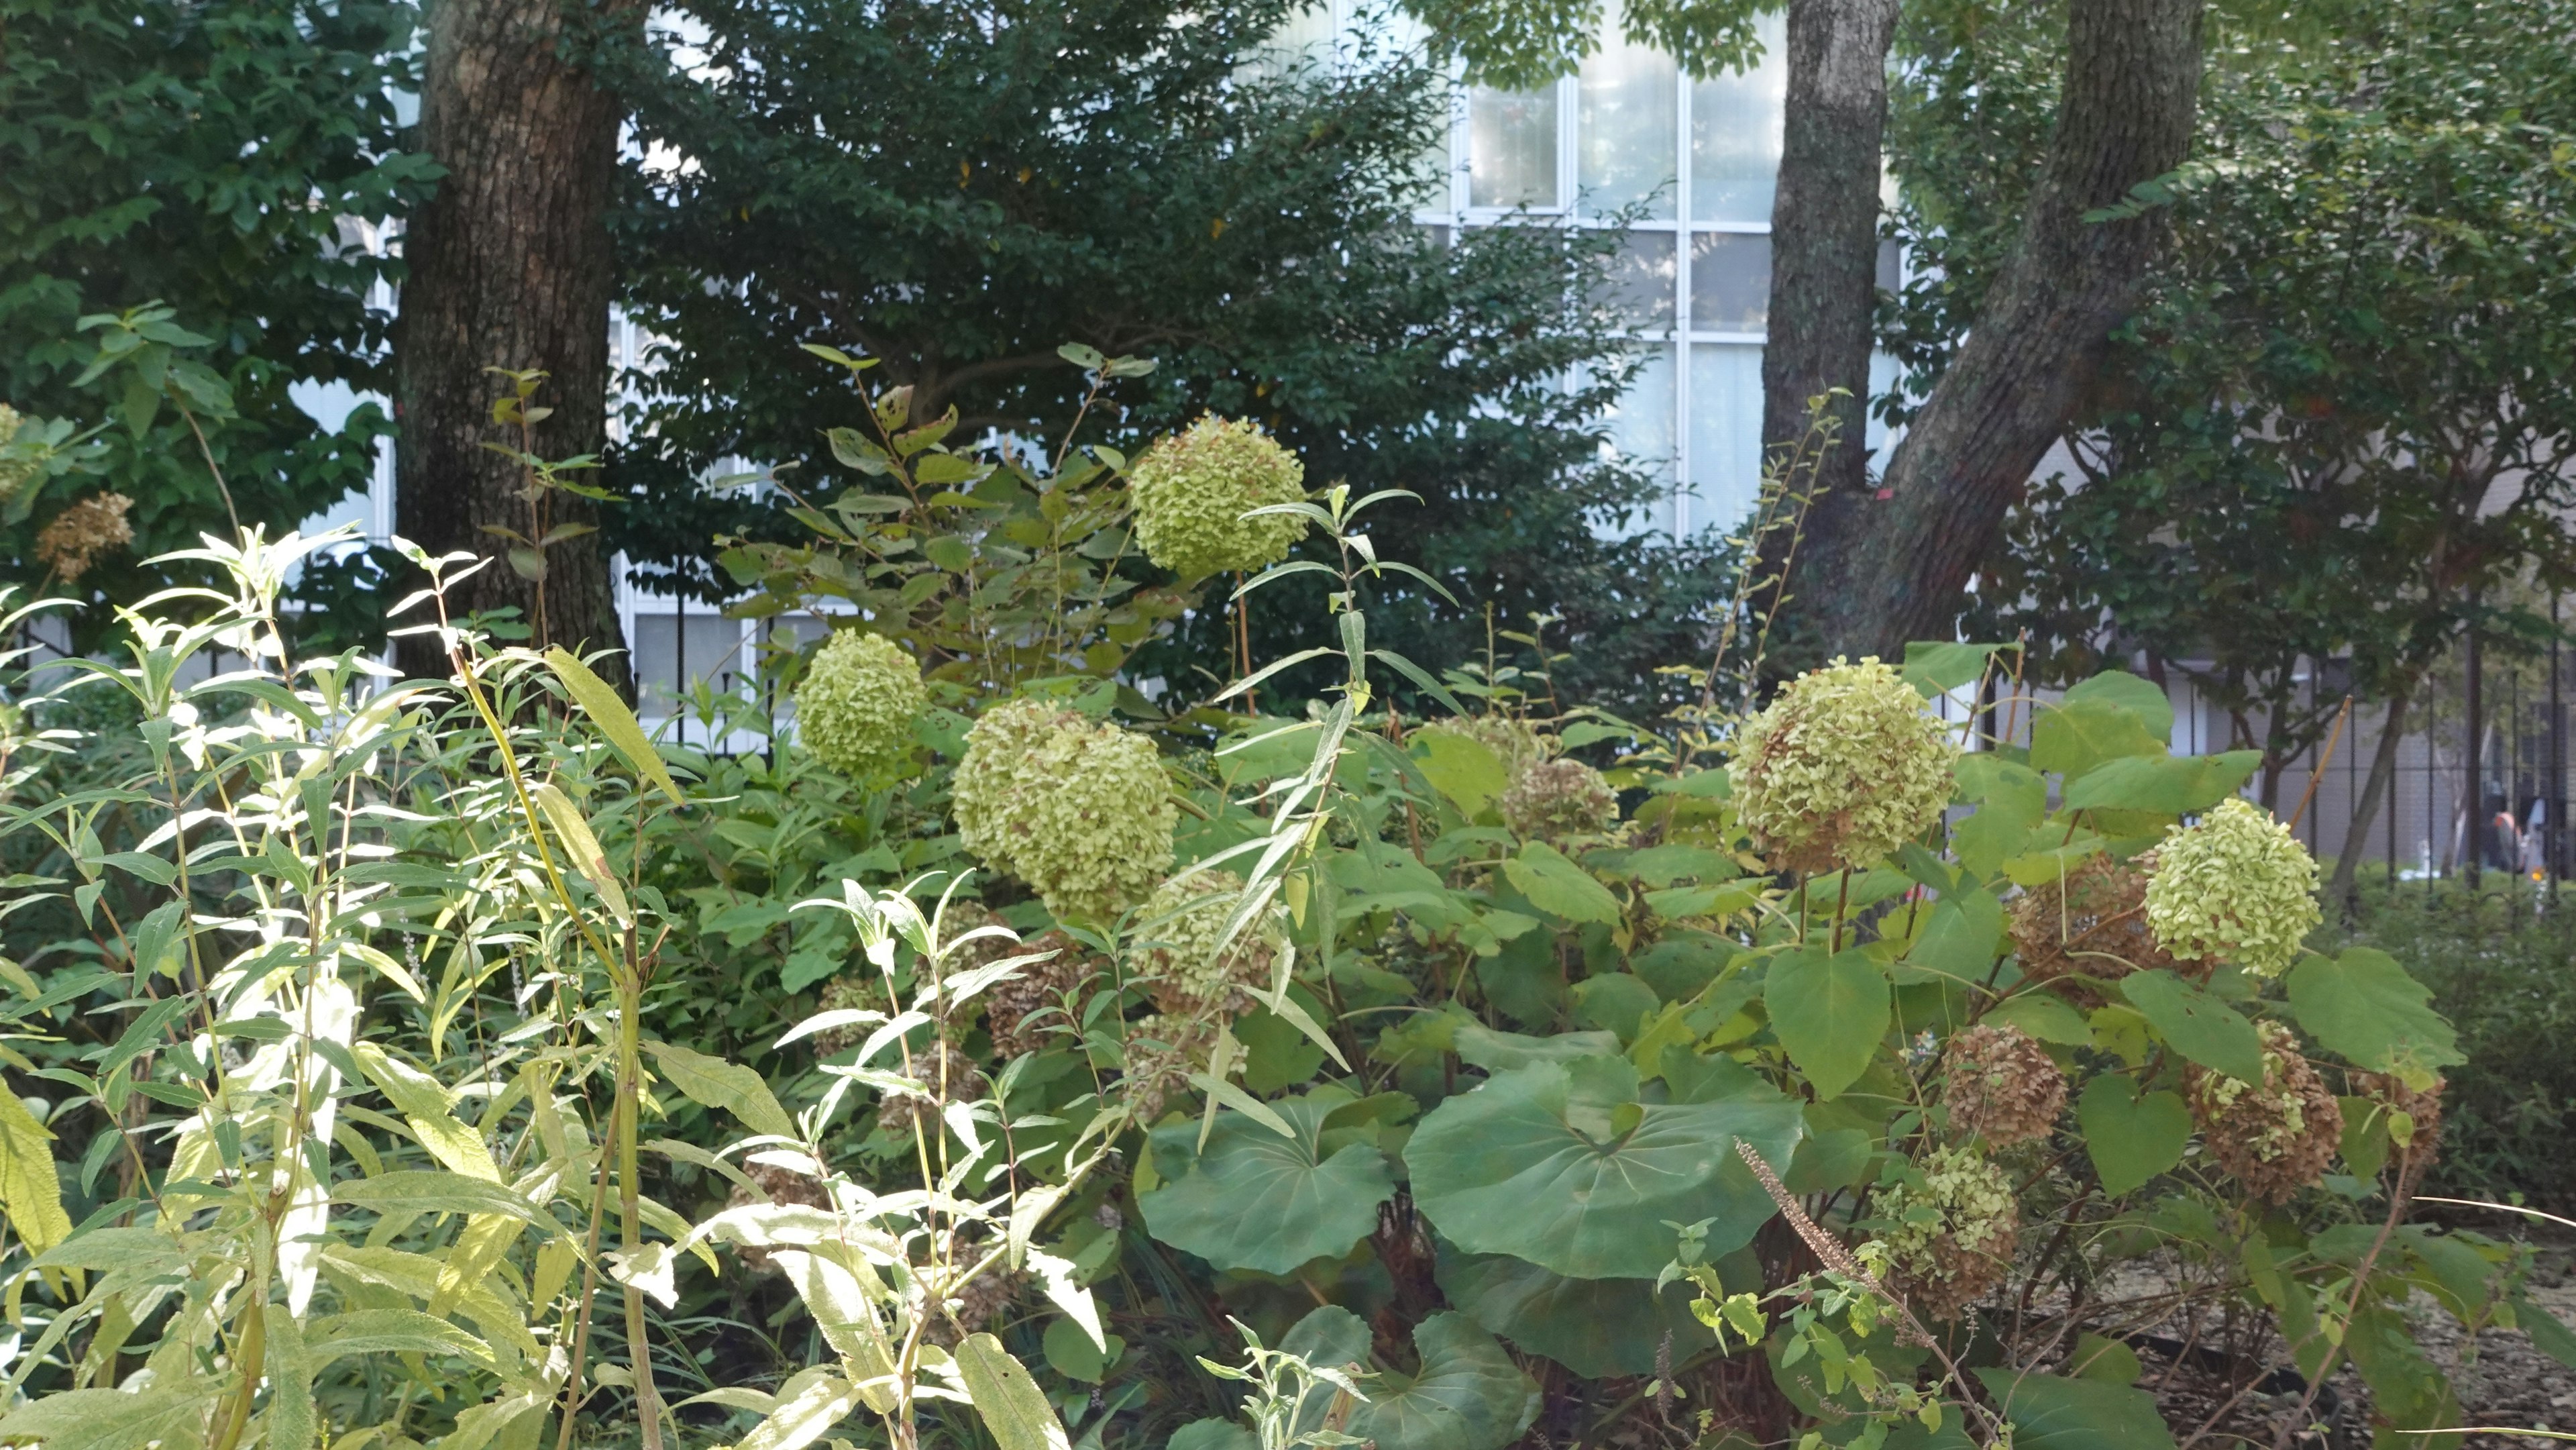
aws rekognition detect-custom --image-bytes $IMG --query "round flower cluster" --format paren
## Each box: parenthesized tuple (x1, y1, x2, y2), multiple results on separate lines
(952, 698, 1177, 923)
(2009, 855, 2178, 1002)
(1124, 1013, 1217, 1124)
(983, 928, 1099, 1059)
(794, 630, 928, 777)
(1437, 714, 1552, 776)
(36, 491, 134, 584)
(2144, 798, 2321, 978)
(0, 406, 37, 505)
(877, 1041, 990, 1140)
(2353, 1070, 2446, 1167)
(1940, 1025, 2068, 1149)
(1129, 872, 1279, 1018)
(1876, 1147, 2019, 1322)
(1731, 657, 1959, 873)
(2185, 1022, 2343, 1203)
(1501, 757, 1619, 841)
(1127, 416, 1309, 581)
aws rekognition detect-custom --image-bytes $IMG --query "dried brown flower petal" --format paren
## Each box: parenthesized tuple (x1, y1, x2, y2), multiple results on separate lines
(2186, 1022, 2343, 1203)
(2351, 1070, 2445, 1168)
(726, 1160, 833, 1272)
(1940, 1024, 2067, 1149)
(2009, 855, 2182, 1004)
(878, 1041, 990, 1139)
(985, 928, 1097, 1058)
(36, 493, 134, 583)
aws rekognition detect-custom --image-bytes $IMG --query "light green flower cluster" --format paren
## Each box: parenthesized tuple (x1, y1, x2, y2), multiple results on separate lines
(2143, 796, 2321, 978)
(1501, 758, 1619, 841)
(952, 698, 1177, 923)
(0, 406, 33, 505)
(794, 630, 928, 776)
(1731, 656, 1959, 873)
(1876, 1147, 2019, 1320)
(1128, 416, 1309, 580)
(1128, 871, 1279, 1016)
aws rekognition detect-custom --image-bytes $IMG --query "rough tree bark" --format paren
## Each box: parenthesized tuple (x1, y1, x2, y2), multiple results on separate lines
(1751, 0, 1898, 672)
(394, 0, 635, 691)
(1771, 0, 2204, 662)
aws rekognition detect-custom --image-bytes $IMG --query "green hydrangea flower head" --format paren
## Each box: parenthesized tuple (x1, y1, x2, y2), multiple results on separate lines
(1126, 870, 1281, 1017)
(952, 698, 1177, 923)
(1731, 656, 1960, 872)
(1501, 758, 1619, 841)
(1128, 415, 1309, 580)
(0, 406, 33, 505)
(794, 630, 928, 776)
(2143, 796, 2320, 978)
(1875, 1146, 2018, 1320)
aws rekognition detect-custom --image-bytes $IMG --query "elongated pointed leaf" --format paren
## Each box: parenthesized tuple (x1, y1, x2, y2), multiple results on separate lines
(955, 1333, 1071, 1450)
(529, 782, 631, 924)
(645, 1039, 796, 1138)
(545, 646, 684, 804)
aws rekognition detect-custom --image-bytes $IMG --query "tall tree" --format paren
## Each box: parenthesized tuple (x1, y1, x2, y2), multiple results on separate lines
(0, 0, 431, 643)
(392, 0, 639, 684)
(600, 0, 1725, 711)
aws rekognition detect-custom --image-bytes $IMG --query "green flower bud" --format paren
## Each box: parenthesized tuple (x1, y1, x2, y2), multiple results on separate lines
(1731, 656, 1959, 873)
(794, 630, 928, 776)
(952, 698, 1177, 923)
(1128, 416, 1308, 580)
(2143, 797, 2320, 978)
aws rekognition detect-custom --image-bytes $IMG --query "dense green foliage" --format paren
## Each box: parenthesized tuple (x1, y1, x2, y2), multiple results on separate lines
(1, 360, 2553, 1447)
(1894, 0, 2576, 783)
(597, 0, 1730, 713)
(0, 0, 433, 631)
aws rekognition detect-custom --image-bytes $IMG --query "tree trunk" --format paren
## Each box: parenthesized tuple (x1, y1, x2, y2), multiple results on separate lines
(2328, 688, 2410, 912)
(394, 0, 635, 691)
(1774, 0, 2204, 661)
(1750, 0, 1900, 677)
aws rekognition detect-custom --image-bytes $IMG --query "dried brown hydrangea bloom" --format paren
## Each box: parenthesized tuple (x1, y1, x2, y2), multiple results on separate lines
(984, 928, 1097, 1059)
(2008, 855, 2182, 1004)
(2186, 1022, 2344, 1203)
(726, 1161, 832, 1272)
(1501, 758, 1619, 842)
(1941, 1024, 2068, 1149)
(1123, 1013, 1215, 1125)
(36, 492, 134, 582)
(922, 1263, 1026, 1347)
(2351, 1070, 2445, 1168)
(878, 1041, 990, 1139)
(1878, 1147, 2019, 1322)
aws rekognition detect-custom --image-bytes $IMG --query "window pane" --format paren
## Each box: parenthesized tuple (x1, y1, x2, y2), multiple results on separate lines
(1688, 344, 1764, 533)
(1603, 345, 1678, 533)
(1604, 229, 1676, 329)
(1690, 231, 1770, 331)
(1578, 30, 1676, 219)
(634, 611, 751, 715)
(1468, 87, 1557, 207)
(1689, 9, 1786, 223)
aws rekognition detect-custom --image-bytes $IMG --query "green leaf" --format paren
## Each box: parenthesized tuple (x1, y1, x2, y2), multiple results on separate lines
(1450, 1024, 1621, 1072)
(955, 1333, 1073, 1450)
(529, 781, 631, 924)
(331, 1170, 543, 1223)
(2286, 948, 2463, 1078)
(1762, 945, 1890, 1100)
(1435, 1252, 1713, 1378)
(1041, 1318, 1122, 1382)
(1568, 974, 1660, 1040)
(1901, 891, 2004, 985)
(2061, 752, 2261, 814)
(352, 1043, 501, 1180)
(2516, 1294, 2576, 1371)
(1973, 1369, 2176, 1450)
(1407, 1058, 1803, 1278)
(1140, 1090, 1394, 1274)
(0, 1386, 220, 1450)
(2029, 698, 2164, 779)
(1901, 641, 2009, 698)
(645, 1039, 797, 1139)
(2076, 1074, 2190, 1196)
(1988, 993, 2092, 1047)
(307, 1307, 497, 1367)
(2117, 970, 2265, 1083)
(1500, 842, 1623, 925)
(1345, 1313, 1541, 1450)
(1168, 1421, 1259, 1450)
(264, 1306, 316, 1450)
(0, 1088, 70, 1257)
(2062, 671, 2175, 742)
(736, 1367, 866, 1450)
(543, 645, 684, 804)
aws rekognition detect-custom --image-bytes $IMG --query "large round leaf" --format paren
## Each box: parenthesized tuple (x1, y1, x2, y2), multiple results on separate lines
(1764, 945, 1891, 1100)
(1407, 1059, 1804, 1279)
(1279, 1308, 1539, 1450)
(1140, 1092, 1393, 1274)
(1435, 1251, 1713, 1378)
